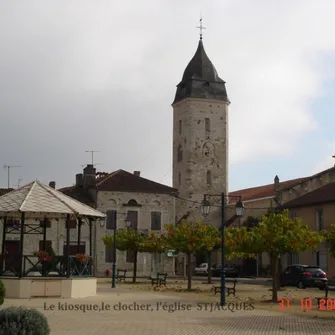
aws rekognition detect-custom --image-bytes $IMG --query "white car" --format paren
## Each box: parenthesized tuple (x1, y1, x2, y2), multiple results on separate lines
(194, 263, 209, 275)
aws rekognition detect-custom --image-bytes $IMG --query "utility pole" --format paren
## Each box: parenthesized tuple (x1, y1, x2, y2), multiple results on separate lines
(3, 165, 22, 189)
(85, 150, 100, 165)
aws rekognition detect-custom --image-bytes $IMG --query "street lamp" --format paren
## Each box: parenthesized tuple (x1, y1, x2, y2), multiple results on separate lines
(200, 193, 244, 306)
(110, 213, 131, 289)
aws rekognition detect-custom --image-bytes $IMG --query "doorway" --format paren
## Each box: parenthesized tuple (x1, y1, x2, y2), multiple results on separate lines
(3, 240, 20, 274)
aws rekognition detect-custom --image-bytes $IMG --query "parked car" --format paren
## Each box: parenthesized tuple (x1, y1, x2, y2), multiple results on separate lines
(211, 264, 239, 278)
(280, 264, 328, 290)
(193, 263, 209, 275)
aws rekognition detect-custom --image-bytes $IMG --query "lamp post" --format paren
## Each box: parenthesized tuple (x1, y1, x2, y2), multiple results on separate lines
(200, 193, 244, 306)
(103, 210, 131, 289)
(111, 215, 131, 288)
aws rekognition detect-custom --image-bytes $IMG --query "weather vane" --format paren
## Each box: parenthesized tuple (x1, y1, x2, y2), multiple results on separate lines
(196, 16, 206, 40)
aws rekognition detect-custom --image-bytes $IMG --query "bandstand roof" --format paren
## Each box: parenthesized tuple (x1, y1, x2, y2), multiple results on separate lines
(0, 181, 106, 220)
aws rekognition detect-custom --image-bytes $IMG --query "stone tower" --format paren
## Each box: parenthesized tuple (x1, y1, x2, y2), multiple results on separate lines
(172, 35, 230, 225)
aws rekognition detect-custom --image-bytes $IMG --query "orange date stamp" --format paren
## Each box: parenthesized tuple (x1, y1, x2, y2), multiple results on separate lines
(278, 298, 335, 311)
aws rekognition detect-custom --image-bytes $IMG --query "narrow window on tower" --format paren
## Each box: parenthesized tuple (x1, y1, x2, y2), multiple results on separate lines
(206, 170, 212, 186)
(178, 172, 181, 187)
(179, 120, 182, 134)
(177, 145, 183, 162)
(205, 118, 210, 133)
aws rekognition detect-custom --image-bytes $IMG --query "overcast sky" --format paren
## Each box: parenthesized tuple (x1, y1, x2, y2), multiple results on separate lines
(1, 1, 335, 191)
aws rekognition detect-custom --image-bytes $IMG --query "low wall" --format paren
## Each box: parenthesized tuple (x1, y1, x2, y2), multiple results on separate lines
(1, 277, 97, 299)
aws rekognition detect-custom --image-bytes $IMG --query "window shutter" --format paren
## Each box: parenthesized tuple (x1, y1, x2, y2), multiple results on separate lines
(151, 212, 161, 230)
(127, 211, 138, 230)
(105, 245, 114, 262)
(40, 219, 51, 228)
(126, 250, 135, 263)
(39, 240, 52, 251)
(106, 210, 117, 229)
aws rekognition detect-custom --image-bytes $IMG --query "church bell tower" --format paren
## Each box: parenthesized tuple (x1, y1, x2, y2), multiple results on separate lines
(172, 22, 230, 224)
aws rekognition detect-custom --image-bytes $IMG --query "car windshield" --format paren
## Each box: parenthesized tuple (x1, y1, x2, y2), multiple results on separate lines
(200, 264, 207, 268)
(305, 267, 323, 273)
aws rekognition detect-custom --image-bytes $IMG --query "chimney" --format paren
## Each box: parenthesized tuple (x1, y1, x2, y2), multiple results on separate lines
(134, 171, 140, 177)
(274, 175, 279, 190)
(49, 181, 56, 189)
(76, 173, 83, 187)
(83, 164, 96, 189)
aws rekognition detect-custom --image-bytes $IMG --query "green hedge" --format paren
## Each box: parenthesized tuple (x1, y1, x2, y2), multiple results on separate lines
(0, 306, 50, 335)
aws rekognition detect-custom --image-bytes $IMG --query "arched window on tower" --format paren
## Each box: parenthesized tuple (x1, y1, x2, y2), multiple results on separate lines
(205, 118, 210, 133)
(178, 172, 181, 187)
(177, 145, 183, 162)
(206, 170, 212, 186)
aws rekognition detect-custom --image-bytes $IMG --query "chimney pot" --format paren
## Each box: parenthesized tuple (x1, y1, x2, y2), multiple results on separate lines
(134, 171, 140, 177)
(49, 181, 56, 189)
(76, 173, 83, 187)
(83, 164, 96, 189)
(274, 175, 279, 191)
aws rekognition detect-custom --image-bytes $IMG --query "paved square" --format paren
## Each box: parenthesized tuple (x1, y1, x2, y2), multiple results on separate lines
(2, 286, 335, 334)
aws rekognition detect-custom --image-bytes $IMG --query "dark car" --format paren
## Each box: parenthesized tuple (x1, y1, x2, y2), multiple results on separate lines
(280, 264, 328, 290)
(211, 264, 239, 278)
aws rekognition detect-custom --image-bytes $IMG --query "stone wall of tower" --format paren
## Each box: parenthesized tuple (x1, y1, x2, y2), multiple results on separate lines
(172, 97, 229, 226)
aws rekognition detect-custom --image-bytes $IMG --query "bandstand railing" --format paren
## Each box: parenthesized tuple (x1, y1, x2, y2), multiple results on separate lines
(0, 255, 93, 278)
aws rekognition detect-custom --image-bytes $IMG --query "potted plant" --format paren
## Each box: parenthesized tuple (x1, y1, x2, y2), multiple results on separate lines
(33, 251, 52, 262)
(75, 253, 89, 263)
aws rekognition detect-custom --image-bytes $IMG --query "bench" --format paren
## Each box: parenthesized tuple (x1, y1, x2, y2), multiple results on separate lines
(315, 285, 331, 309)
(151, 272, 167, 286)
(213, 279, 237, 296)
(116, 269, 127, 282)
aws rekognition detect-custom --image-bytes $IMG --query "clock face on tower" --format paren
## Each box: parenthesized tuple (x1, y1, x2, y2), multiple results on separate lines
(202, 141, 215, 158)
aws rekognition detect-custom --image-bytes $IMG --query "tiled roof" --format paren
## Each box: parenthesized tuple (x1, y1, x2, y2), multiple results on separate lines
(0, 188, 13, 196)
(59, 186, 95, 205)
(282, 182, 335, 208)
(229, 177, 308, 202)
(0, 181, 106, 219)
(96, 170, 177, 194)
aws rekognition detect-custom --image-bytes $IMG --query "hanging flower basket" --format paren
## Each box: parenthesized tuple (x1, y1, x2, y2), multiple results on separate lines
(33, 251, 52, 262)
(76, 253, 89, 263)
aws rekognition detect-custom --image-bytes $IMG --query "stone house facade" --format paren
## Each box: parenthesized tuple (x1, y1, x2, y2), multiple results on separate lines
(282, 182, 335, 279)
(60, 165, 177, 277)
(226, 167, 335, 276)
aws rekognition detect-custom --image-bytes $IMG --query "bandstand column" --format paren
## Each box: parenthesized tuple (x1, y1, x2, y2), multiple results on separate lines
(66, 214, 70, 278)
(18, 212, 25, 278)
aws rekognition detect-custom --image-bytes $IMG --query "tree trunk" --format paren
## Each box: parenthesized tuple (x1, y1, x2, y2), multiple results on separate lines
(207, 251, 212, 284)
(277, 257, 282, 291)
(270, 255, 278, 302)
(132, 250, 138, 284)
(187, 253, 192, 290)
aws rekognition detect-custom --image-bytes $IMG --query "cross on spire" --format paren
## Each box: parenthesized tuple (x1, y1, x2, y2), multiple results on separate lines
(196, 17, 206, 40)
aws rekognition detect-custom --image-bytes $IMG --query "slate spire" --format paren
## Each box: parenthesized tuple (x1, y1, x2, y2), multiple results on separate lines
(173, 35, 229, 104)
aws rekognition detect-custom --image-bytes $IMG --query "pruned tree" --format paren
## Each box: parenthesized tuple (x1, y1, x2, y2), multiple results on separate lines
(102, 228, 147, 283)
(232, 210, 323, 302)
(164, 220, 212, 290)
(198, 224, 221, 284)
(323, 224, 335, 257)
